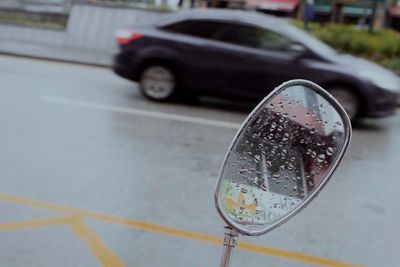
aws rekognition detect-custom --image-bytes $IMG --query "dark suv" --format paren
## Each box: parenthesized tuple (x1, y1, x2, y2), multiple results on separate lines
(113, 9, 400, 120)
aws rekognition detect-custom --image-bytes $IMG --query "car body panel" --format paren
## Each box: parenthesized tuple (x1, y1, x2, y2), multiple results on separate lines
(113, 9, 400, 118)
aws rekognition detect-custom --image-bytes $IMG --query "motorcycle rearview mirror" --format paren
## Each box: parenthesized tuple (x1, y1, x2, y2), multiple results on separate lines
(215, 79, 351, 267)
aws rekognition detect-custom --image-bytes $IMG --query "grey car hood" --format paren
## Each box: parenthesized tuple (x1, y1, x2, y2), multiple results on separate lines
(330, 54, 397, 78)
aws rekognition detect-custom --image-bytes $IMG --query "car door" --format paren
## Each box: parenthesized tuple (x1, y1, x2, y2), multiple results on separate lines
(216, 23, 314, 100)
(160, 20, 245, 95)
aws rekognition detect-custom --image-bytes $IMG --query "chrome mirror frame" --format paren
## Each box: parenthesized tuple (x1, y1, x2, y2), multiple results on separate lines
(214, 79, 352, 236)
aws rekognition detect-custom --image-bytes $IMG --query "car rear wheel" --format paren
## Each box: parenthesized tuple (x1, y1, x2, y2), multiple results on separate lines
(328, 87, 359, 121)
(140, 65, 177, 101)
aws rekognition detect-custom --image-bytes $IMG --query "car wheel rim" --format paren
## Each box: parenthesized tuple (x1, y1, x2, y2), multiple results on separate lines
(330, 88, 358, 120)
(141, 66, 175, 99)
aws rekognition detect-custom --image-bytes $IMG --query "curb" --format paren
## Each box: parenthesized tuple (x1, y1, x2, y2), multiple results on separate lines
(0, 51, 111, 69)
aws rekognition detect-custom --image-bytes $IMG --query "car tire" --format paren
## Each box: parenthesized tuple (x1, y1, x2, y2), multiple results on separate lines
(328, 87, 360, 121)
(139, 64, 177, 101)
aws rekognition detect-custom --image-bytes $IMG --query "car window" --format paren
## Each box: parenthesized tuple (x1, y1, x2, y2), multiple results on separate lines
(161, 20, 227, 39)
(220, 24, 291, 52)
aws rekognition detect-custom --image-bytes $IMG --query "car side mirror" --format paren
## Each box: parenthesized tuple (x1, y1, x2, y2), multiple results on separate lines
(288, 43, 306, 58)
(215, 79, 352, 267)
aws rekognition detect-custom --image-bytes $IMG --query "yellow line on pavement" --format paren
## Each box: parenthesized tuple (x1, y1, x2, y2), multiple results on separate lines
(236, 242, 361, 267)
(68, 216, 126, 267)
(0, 216, 68, 232)
(0, 193, 361, 267)
(0, 215, 126, 267)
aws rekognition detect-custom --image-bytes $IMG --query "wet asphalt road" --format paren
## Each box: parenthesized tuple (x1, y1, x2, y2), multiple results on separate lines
(0, 54, 399, 267)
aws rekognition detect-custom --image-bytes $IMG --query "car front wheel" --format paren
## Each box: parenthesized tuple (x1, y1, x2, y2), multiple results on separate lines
(139, 65, 177, 101)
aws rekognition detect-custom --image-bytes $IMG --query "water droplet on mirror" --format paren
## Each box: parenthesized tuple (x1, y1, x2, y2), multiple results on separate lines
(317, 154, 326, 163)
(317, 140, 326, 146)
(266, 161, 272, 168)
(272, 172, 281, 178)
(260, 184, 268, 191)
(239, 168, 247, 174)
(254, 154, 261, 163)
(288, 162, 295, 170)
(311, 151, 317, 158)
(326, 147, 334, 156)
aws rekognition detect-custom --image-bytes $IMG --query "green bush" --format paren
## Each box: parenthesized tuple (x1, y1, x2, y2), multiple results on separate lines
(292, 21, 400, 73)
(312, 24, 400, 60)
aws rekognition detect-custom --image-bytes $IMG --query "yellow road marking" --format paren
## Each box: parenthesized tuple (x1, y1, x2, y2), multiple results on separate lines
(68, 216, 126, 267)
(0, 193, 361, 267)
(0, 215, 125, 267)
(0, 216, 68, 232)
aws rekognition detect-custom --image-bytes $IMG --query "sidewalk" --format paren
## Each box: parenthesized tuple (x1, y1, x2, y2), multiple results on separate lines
(0, 39, 112, 67)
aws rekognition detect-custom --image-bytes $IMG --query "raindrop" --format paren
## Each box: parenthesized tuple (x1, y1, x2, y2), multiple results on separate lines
(306, 148, 312, 155)
(277, 125, 284, 132)
(260, 184, 268, 191)
(311, 151, 317, 158)
(254, 154, 261, 163)
(272, 172, 281, 178)
(266, 161, 272, 168)
(293, 186, 297, 191)
(310, 128, 316, 134)
(326, 147, 334, 156)
(288, 162, 295, 170)
(283, 133, 290, 141)
(317, 154, 325, 163)
(239, 168, 247, 174)
(317, 140, 326, 146)
(281, 149, 287, 156)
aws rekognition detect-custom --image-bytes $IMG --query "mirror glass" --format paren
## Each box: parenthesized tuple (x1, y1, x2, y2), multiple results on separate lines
(215, 81, 351, 235)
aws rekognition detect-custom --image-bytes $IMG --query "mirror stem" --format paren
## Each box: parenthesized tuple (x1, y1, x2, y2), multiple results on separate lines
(220, 226, 238, 267)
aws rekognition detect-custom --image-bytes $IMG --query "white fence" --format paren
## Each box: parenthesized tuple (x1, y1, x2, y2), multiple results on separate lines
(0, 3, 169, 65)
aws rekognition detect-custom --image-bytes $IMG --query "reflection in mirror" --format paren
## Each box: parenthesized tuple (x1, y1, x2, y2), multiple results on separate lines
(216, 82, 350, 235)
